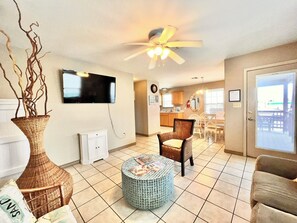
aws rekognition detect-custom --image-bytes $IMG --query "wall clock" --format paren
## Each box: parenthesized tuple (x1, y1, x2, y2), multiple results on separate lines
(150, 84, 158, 93)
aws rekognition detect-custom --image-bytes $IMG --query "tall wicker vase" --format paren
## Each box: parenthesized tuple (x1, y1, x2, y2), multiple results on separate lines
(11, 115, 73, 209)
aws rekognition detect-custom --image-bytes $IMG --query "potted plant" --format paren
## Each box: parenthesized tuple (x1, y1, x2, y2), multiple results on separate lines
(0, 0, 72, 215)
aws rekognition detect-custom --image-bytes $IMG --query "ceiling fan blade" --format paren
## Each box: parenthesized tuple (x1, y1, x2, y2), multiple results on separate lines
(148, 55, 157, 70)
(159, 25, 177, 44)
(124, 48, 149, 61)
(123, 42, 153, 46)
(165, 40, 203, 48)
(168, 49, 185, 64)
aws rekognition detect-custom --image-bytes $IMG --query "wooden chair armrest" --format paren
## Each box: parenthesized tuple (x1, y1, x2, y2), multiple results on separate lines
(184, 135, 193, 142)
(20, 184, 66, 218)
(181, 136, 193, 154)
(157, 132, 178, 143)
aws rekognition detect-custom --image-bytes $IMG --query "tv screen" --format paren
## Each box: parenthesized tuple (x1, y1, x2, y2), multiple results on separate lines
(62, 69, 116, 103)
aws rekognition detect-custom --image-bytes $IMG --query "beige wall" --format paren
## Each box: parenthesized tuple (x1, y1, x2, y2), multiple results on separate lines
(134, 81, 148, 135)
(165, 81, 225, 118)
(225, 41, 297, 154)
(0, 46, 136, 166)
(134, 80, 160, 135)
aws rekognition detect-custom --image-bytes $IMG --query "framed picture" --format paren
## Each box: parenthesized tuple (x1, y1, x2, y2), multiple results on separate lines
(229, 89, 241, 102)
(148, 95, 159, 105)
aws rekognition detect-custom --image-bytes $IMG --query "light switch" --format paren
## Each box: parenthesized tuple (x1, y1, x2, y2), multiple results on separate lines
(233, 102, 241, 108)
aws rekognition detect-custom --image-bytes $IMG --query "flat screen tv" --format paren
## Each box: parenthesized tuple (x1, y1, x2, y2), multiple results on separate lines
(62, 69, 116, 103)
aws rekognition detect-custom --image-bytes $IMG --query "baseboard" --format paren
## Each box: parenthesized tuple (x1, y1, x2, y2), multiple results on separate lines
(60, 142, 137, 167)
(109, 142, 137, 153)
(224, 149, 243, 156)
(60, 160, 80, 168)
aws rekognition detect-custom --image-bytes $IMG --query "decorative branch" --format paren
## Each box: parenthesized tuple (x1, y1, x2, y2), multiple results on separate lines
(0, 29, 26, 117)
(0, 0, 50, 118)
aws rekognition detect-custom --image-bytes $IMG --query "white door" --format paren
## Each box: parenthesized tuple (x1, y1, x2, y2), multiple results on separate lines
(88, 137, 99, 162)
(97, 136, 107, 159)
(247, 63, 297, 159)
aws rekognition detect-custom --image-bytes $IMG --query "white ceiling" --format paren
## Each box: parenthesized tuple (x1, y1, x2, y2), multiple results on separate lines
(1, 0, 297, 88)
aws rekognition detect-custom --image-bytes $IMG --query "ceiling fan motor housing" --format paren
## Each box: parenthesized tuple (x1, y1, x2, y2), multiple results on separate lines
(148, 28, 164, 42)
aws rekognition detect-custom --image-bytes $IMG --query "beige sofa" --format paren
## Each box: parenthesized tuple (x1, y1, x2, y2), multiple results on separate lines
(250, 155, 297, 223)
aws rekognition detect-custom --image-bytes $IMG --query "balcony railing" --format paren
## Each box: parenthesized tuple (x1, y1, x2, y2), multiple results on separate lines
(257, 110, 293, 135)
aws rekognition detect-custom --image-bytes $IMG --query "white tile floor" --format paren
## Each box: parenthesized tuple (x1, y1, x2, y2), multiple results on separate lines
(66, 128, 255, 223)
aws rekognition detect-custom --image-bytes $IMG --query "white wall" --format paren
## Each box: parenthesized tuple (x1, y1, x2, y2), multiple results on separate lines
(0, 46, 136, 166)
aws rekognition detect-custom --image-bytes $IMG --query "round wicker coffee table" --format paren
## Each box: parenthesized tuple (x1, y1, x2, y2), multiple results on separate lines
(121, 154, 174, 210)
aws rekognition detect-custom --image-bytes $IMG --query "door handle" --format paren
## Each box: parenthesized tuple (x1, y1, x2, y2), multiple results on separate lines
(247, 117, 255, 121)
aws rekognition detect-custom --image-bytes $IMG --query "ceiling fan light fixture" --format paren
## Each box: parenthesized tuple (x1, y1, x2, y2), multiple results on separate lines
(154, 45, 163, 56)
(147, 48, 155, 58)
(161, 48, 170, 60)
(124, 25, 202, 69)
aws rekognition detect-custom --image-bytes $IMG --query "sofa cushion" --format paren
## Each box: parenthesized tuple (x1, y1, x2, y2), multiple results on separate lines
(37, 205, 76, 223)
(252, 171, 297, 215)
(251, 203, 297, 223)
(163, 139, 183, 148)
(0, 180, 37, 223)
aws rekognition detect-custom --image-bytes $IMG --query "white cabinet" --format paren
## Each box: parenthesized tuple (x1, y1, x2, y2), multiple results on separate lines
(79, 130, 109, 165)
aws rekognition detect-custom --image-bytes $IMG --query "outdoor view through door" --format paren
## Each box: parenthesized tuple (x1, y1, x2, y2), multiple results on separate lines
(256, 72, 296, 153)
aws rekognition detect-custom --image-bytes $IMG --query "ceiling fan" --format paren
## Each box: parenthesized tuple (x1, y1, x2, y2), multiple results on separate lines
(124, 25, 203, 69)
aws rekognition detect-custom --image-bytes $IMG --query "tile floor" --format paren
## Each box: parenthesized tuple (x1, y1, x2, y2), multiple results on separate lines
(66, 128, 255, 223)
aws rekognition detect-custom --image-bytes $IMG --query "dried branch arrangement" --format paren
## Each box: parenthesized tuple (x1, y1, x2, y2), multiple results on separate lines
(0, 0, 50, 118)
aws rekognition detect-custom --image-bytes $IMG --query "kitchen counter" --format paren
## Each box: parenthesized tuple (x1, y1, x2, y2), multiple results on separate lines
(160, 110, 184, 113)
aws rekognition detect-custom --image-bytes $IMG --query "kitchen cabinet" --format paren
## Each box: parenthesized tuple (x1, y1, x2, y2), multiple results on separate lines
(160, 113, 169, 126)
(160, 113, 184, 127)
(172, 91, 184, 105)
(79, 130, 109, 164)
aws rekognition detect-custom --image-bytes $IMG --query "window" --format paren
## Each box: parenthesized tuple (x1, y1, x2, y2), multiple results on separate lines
(204, 88, 224, 114)
(162, 93, 173, 107)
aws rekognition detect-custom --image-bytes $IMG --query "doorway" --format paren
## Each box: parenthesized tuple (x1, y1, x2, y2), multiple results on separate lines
(246, 63, 297, 159)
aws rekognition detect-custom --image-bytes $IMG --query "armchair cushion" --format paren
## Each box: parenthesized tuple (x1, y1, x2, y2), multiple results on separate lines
(37, 205, 76, 223)
(251, 171, 297, 215)
(0, 180, 36, 223)
(163, 139, 183, 148)
(251, 203, 297, 223)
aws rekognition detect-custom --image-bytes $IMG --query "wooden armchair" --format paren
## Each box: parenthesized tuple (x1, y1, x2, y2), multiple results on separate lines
(21, 184, 66, 218)
(157, 118, 195, 176)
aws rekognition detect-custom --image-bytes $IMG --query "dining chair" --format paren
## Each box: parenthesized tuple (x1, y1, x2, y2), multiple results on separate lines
(188, 114, 204, 138)
(204, 114, 219, 142)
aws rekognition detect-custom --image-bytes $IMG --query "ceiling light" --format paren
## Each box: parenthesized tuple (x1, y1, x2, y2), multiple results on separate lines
(147, 48, 155, 58)
(161, 48, 170, 60)
(154, 46, 163, 56)
(197, 76, 207, 94)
